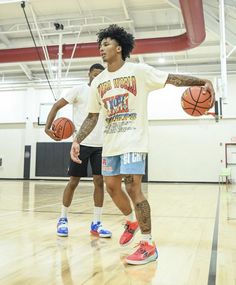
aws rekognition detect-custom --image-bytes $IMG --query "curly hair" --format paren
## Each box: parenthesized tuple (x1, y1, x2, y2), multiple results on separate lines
(89, 63, 104, 72)
(97, 24, 135, 61)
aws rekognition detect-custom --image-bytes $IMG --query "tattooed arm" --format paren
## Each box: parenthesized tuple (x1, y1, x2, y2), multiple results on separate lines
(75, 113, 99, 143)
(70, 113, 99, 163)
(166, 74, 215, 105)
(166, 74, 209, 87)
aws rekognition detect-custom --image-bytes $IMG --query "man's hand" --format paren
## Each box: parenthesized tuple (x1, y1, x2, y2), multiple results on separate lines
(45, 128, 61, 141)
(70, 140, 82, 164)
(203, 80, 215, 108)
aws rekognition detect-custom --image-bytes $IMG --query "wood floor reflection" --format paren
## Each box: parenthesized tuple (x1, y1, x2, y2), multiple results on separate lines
(0, 180, 235, 285)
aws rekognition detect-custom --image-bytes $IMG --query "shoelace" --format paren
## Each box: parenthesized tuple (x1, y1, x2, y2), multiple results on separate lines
(96, 223, 105, 232)
(133, 242, 148, 254)
(58, 219, 67, 225)
(124, 223, 136, 234)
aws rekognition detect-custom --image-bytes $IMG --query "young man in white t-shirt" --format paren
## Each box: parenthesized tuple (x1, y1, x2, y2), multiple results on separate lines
(45, 63, 112, 238)
(70, 25, 215, 265)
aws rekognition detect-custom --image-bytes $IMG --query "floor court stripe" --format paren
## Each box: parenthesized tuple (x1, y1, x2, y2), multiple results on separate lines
(207, 188, 220, 285)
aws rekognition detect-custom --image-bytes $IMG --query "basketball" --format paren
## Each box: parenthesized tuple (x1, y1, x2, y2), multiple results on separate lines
(181, 86, 214, 116)
(52, 117, 75, 139)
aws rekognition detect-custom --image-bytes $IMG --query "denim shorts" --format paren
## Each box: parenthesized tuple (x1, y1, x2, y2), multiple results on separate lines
(102, 152, 146, 176)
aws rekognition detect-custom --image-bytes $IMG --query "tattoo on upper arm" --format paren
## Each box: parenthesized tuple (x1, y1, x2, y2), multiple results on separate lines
(135, 200, 151, 234)
(167, 74, 206, 87)
(75, 113, 99, 143)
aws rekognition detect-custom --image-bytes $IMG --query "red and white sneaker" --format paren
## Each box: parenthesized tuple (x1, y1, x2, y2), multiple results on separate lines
(125, 241, 158, 265)
(119, 221, 139, 246)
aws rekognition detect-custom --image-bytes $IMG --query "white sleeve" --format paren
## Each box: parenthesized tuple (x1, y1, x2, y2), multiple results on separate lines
(62, 86, 80, 104)
(87, 82, 101, 113)
(140, 63, 169, 92)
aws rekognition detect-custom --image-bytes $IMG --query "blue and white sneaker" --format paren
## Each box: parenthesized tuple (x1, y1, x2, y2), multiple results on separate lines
(90, 221, 112, 238)
(57, 217, 68, 237)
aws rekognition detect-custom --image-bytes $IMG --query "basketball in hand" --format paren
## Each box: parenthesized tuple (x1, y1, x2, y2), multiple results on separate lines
(181, 86, 214, 116)
(52, 117, 75, 139)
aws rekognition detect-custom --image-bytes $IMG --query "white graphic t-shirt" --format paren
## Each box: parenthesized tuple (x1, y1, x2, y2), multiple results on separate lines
(63, 84, 103, 147)
(88, 62, 169, 156)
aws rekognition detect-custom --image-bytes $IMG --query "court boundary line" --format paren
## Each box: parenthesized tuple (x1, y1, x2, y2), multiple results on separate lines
(207, 188, 220, 285)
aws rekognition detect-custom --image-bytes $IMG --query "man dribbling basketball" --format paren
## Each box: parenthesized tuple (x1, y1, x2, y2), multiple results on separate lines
(70, 24, 215, 265)
(45, 63, 112, 238)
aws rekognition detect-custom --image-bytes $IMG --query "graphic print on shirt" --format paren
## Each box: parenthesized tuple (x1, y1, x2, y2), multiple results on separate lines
(97, 76, 137, 134)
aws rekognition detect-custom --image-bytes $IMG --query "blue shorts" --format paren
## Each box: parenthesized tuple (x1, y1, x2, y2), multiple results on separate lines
(102, 152, 146, 176)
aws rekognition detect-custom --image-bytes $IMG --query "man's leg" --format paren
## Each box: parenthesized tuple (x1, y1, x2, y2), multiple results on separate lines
(89, 147, 112, 237)
(124, 174, 158, 265)
(90, 174, 112, 237)
(62, 176, 80, 207)
(57, 148, 88, 237)
(93, 174, 104, 207)
(57, 176, 80, 237)
(124, 175, 151, 234)
(104, 175, 138, 245)
(104, 175, 132, 215)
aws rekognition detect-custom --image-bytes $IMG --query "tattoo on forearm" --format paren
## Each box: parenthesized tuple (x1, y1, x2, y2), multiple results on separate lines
(75, 113, 99, 143)
(135, 200, 151, 234)
(167, 74, 206, 87)
(124, 175, 134, 185)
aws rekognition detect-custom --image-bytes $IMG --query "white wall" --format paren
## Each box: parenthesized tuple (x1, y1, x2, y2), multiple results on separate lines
(148, 119, 235, 182)
(0, 86, 73, 180)
(0, 123, 25, 178)
(0, 76, 236, 182)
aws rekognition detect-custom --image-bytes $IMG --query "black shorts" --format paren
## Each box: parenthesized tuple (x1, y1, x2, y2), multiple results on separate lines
(68, 145, 102, 177)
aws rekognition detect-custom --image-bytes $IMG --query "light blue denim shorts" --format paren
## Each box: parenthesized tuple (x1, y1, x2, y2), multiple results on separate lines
(102, 152, 146, 176)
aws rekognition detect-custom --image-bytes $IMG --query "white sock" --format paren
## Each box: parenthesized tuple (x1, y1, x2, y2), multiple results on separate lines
(141, 234, 153, 245)
(60, 205, 68, 218)
(93, 206, 103, 223)
(125, 211, 136, 222)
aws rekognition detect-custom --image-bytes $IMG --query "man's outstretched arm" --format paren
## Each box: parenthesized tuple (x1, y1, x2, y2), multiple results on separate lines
(166, 73, 215, 106)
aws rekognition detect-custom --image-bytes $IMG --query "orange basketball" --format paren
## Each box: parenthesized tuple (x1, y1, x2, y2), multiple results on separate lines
(181, 86, 214, 116)
(52, 117, 75, 139)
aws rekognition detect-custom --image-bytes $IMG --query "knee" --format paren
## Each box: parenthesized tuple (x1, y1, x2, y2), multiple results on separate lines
(124, 175, 136, 197)
(68, 177, 80, 190)
(105, 187, 113, 197)
(93, 175, 104, 190)
(105, 180, 116, 197)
